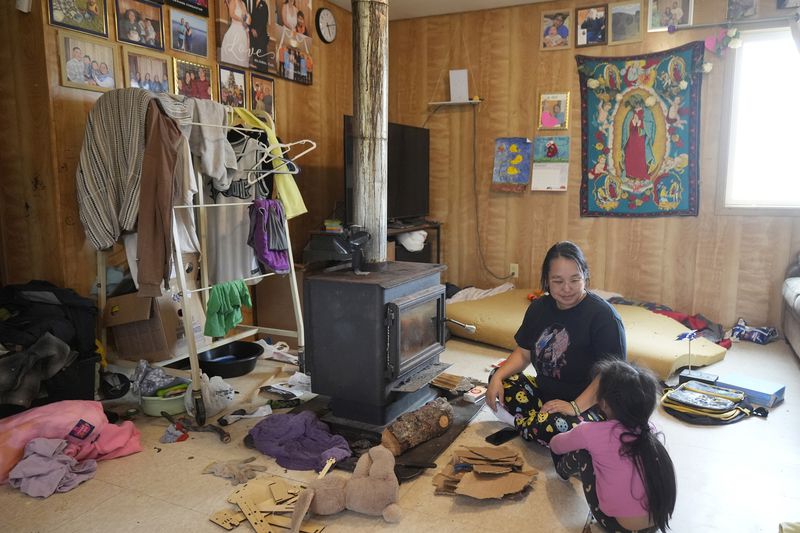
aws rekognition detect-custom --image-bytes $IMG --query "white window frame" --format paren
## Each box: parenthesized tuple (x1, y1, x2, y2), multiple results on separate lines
(716, 26, 800, 217)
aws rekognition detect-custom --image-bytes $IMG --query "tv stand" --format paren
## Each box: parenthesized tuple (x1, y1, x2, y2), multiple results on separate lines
(387, 220, 441, 264)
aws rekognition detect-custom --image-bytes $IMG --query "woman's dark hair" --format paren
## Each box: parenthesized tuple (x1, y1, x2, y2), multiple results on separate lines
(593, 359, 677, 532)
(539, 241, 590, 292)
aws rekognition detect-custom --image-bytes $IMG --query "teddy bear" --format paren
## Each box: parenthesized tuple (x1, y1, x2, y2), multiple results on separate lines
(289, 445, 402, 532)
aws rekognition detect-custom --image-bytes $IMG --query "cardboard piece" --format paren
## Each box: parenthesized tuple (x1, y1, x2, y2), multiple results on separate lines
(211, 476, 324, 533)
(104, 267, 209, 362)
(432, 445, 537, 500)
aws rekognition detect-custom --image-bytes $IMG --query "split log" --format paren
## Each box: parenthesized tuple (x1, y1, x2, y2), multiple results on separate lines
(381, 397, 454, 456)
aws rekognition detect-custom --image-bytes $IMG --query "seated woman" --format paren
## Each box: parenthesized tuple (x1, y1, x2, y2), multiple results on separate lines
(551, 360, 677, 533)
(486, 241, 626, 445)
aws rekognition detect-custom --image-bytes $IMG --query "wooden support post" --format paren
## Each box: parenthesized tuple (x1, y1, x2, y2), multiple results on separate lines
(352, 0, 389, 263)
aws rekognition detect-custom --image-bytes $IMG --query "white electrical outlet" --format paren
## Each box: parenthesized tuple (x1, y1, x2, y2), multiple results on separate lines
(509, 263, 519, 278)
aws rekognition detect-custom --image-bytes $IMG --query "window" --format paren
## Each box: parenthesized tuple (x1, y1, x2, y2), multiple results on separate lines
(721, 28, 800, 212)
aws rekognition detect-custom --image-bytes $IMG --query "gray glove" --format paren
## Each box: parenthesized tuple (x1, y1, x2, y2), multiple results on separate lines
(202, 456, 267, 485)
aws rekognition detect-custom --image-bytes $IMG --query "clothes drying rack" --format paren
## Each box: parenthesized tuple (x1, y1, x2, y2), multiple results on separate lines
(98, 120, 310, 425)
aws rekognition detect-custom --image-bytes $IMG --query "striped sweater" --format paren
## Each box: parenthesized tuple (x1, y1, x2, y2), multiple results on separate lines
(76, 88, 154, 250)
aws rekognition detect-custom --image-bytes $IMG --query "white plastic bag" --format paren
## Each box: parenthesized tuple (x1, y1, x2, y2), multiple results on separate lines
(184, 373, 235, 418)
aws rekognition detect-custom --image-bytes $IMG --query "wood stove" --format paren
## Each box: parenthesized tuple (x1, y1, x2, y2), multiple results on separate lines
(303, 261, 447, 426)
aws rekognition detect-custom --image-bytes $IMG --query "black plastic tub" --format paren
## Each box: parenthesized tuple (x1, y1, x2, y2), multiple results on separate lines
(197, 341, 264, 378)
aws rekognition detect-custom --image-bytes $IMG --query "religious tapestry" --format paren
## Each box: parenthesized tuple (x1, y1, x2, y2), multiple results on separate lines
(576, 41, 704, 217)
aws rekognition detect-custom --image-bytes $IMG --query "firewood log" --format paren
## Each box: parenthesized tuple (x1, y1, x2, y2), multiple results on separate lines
(380, 397, 454, 456)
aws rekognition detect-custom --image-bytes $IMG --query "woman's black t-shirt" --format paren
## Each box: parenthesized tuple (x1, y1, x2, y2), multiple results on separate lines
(514, 292, 626, 402)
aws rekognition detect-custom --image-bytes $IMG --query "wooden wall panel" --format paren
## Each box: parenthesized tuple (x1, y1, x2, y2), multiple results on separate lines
(389, 0, 798, 326)
(1, 0, 353, 296)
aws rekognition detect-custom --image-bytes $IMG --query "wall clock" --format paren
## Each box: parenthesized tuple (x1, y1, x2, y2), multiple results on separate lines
(316, 7, 337, 44)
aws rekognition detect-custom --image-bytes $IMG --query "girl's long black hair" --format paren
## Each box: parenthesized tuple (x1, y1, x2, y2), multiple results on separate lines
(593, 359, 677, 532)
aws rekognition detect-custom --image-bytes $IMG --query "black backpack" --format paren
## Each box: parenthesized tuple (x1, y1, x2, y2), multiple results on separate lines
(661, 380, 768, 425)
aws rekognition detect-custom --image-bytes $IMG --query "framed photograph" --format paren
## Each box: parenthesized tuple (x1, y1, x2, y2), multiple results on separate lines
(250, 73, 275, 123)
(219, 66, 247, 108)
(217, 0, 290, 74)
(123, 48, 171, 93)
(174, 58, 213, 100)
(778, 0, 800, 8)
(165, 0, 207, 17)
(169, 8, 208, 57)
(57, 30, 120, 92)
(609, 1, 643, 44)
(538, 92, 570, 130)
(727, 0, 758, 19)
(48, 0, 109, 37)
(576, 5, 608, 47)
(115, 0, 165, 51)
(541, 10, 573, 50)
(647, 0, 693, 31)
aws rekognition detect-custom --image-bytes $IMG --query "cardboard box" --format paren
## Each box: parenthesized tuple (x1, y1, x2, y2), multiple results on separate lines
(254, 265, 304, 349)
(716, 374, 785, 408)
(104, 279, 209, 362)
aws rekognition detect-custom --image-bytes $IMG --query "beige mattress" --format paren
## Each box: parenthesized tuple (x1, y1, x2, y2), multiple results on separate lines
(446, 289, 726, 379)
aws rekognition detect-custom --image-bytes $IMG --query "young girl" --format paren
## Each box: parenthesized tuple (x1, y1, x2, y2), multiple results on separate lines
(550, 360, 676, 533)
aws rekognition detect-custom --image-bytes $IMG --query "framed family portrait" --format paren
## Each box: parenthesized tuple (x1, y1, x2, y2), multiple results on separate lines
(727, 0, 758, 20)
(115, 0, 165, 51)
(609, 1, 643, 44)
(48, 0, 109, 37)
(174, 58, 213, 100)
(250, 73, 275, 123)
(219, 66, 247, 108)
(166, 0, 208, 17)
(576, 5, 608, 47)
(541, 10, 573, 50)
(123, 48, 172, 93)
(217, 0, 277, 73)
(778, 0, 800, 8)
(647, 0, 693, 31)
(169, 8, 208, 57)
(538, 92, 570, 130)
(58, 30, 120, 92)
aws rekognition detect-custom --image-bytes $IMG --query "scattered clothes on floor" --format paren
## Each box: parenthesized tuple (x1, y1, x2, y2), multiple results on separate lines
(655, 310, 726, 344)
(159, 423, 189, 444)
(0, 400, 141, 484)
(217, 405, 273, 426)
(204, 280, 252, 337)
(203, 456, 267, 485)
(248, 411, 351, 471)
(730, 318, 779, 345)
(8, 438, 96, 498)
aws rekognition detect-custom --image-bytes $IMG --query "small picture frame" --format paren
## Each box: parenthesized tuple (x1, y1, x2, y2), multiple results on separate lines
(778, 0, 800, 8)
(609, 1, 643, 45)
(541, 10, 573, 50)
(174, 58, 213, 100)
(219, 65, 247, 108)
(123, 47, 172, 93)
(538, 92, 570, 130)
(647, 0, 693, 32)
(169, 8, 208, 57)
(57, 30, 120, 92)
(115, 0, 165, 51)
(727, 0, 758, 20)
(576, 5, 608, 47)
(165, 0, 208, 17)
(48, 0, 109, 37)
(250, 73, 276, 124)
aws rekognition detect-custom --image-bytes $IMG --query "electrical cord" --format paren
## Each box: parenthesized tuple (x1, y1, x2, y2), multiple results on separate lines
(472, 105, 514, 281)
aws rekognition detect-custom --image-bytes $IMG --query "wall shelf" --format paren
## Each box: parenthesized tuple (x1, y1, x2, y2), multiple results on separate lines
(428, 100, 482, 106)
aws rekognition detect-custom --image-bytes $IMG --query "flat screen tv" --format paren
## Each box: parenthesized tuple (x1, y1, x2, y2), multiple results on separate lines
(343, 115, 430, 224)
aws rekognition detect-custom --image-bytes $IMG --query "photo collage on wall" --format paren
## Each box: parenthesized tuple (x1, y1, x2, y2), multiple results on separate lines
(48, 0, 283, 122)
(217, 0, 313, 86)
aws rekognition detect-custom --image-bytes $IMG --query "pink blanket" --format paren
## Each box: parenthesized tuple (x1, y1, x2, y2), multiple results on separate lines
(0, 400, 141, 483)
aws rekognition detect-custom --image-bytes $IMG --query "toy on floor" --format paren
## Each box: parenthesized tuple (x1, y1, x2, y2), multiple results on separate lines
(288, 445, 402, 532)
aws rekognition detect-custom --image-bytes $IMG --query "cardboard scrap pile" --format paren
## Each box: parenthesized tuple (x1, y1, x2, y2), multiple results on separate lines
(432, 445, 537, 500)
(209, 476, 324, 533)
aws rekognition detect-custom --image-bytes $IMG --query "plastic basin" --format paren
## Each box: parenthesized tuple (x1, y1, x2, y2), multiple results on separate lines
(197, 341, 264, 378)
